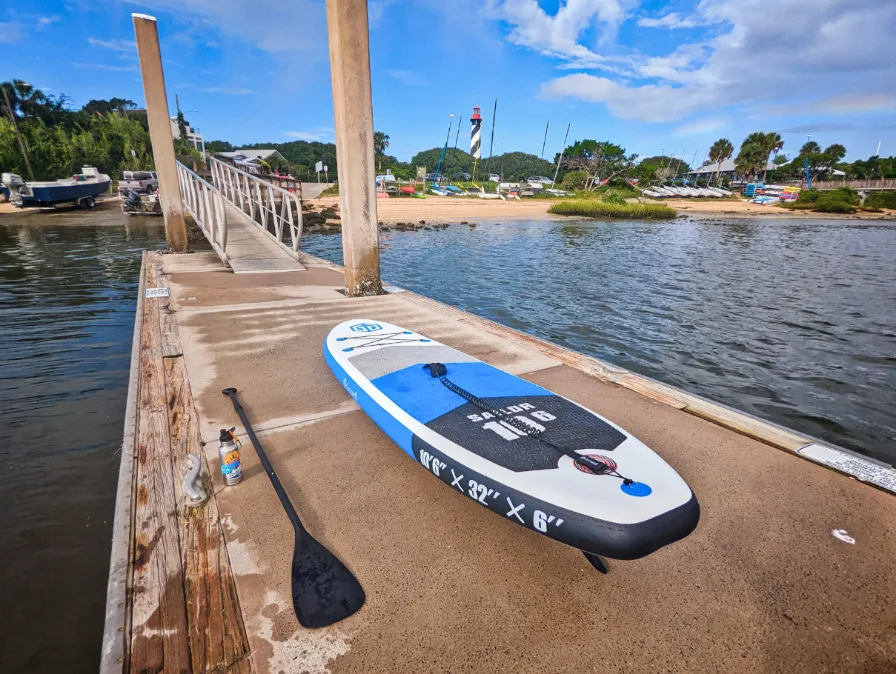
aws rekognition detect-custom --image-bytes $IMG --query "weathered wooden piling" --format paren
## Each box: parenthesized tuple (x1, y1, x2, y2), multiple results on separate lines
(132, 14, 188, 252)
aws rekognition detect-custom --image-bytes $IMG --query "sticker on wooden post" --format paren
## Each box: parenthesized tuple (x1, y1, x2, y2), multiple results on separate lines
(145, 287, 170, 298)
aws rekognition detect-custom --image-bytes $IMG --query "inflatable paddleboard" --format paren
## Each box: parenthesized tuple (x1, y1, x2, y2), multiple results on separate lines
(325, 320, 699, 559)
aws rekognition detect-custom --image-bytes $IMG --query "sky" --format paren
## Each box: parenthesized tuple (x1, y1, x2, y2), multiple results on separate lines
(2, 0, 895, 165)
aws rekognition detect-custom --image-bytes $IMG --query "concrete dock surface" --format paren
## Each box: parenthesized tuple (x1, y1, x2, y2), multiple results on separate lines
(144, 250, 894, 673)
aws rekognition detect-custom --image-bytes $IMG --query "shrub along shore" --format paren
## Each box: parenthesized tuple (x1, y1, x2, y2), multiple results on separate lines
(777, 187, 895, 215)
(549, 199, 677, 219)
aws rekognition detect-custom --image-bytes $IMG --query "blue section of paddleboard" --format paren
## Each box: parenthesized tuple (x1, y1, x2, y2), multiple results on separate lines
(324, 344, 415, 458)
(371, 361, 551, 424)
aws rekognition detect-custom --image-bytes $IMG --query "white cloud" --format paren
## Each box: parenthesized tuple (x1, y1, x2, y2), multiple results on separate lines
(285, 128, 332, 141)
(199, 86, 253, 95)
(388, 70, 428, 87)
(535, 0, 896, 123)
(487, 0, 638, 67)
(38, 16, 61, 26)
(73, 62, 139, 72)
(124, 0, 326, 53)
(637, 12, 702, 29)
(675, 118, 726, 136)
(369, 0, 403, 28)
(0, 22, 26, 43)
(88, 37, 136, 52)
(820, 93, 896, 115)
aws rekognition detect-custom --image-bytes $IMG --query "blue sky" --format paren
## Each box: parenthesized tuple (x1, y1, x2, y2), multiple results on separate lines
(2, 0, 895, 164)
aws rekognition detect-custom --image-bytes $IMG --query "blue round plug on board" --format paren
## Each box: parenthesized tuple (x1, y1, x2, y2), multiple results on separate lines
(621, 482, 652, 497)
(342, 347, 354, 352)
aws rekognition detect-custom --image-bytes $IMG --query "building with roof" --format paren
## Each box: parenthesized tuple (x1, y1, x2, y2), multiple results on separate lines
(687, 159, 845, 182)
(169, 117, 205, 156)
(215, 149, 289, 175)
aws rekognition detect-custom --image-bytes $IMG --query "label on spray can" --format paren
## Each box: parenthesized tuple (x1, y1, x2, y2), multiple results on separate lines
(219, 428, 242, 486)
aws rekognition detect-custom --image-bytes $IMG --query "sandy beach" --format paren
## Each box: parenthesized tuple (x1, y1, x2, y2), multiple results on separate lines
(309, 195, 896, 222)
(4, 194, 892, 221)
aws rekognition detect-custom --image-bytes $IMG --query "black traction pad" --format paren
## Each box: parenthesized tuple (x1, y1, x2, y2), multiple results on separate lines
(425, 395, 626, 472)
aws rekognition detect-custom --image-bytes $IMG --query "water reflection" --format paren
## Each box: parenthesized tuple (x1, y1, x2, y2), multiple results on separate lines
(303, 217, 896, 464)
(0, 205, 165, 672)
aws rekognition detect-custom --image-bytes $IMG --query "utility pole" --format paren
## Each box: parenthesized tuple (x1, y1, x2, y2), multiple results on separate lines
(326, 0, 382, 296)
(2, 86, 35, 181)
(132, 14, 188, 252)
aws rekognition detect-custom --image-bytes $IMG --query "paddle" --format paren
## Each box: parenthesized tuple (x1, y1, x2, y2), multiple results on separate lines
(222, 387, 365, 628)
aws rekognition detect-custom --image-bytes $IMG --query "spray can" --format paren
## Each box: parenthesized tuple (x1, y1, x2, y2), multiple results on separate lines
(218, 427, 242, 486)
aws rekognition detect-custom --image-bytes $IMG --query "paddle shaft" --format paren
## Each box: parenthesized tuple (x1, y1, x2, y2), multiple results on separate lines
(223, 389, 302, 532)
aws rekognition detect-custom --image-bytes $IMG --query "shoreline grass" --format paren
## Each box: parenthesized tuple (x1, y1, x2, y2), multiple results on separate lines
(549, 199, 677, 219)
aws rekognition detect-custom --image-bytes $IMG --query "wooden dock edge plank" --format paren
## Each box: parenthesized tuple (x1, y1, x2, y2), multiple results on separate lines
(156, 250, 252, 672)
(129, 253, 192, 673)
(296, 251, 895, 493)
(100, 251, 147, 674)
(164, 353, 252, 672)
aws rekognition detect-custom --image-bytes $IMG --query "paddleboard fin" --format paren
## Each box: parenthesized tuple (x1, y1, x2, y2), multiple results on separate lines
(583, 552, 609, 574)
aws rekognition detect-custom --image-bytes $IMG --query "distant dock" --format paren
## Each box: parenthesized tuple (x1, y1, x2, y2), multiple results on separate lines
(101, 248, 896, 673)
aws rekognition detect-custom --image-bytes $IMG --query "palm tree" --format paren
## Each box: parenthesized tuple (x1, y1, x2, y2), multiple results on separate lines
(708, 138, 734, 186)
(373, 131, 390, 172)
(763, 132, 783, 182)
(735, 133, 770, 182)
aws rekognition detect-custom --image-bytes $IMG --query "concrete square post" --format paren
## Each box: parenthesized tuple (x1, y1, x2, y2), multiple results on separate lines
(325, 0, 383, 296)
(132, 13, 188, 253)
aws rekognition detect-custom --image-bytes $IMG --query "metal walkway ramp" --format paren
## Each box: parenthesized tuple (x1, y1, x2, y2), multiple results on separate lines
(175, 158, 306, 274)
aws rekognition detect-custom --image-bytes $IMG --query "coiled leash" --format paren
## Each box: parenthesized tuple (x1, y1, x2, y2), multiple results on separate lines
(424, 362, 634, 484)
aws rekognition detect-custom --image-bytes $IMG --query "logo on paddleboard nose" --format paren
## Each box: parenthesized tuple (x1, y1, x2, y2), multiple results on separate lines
(350, 322, 383, 333)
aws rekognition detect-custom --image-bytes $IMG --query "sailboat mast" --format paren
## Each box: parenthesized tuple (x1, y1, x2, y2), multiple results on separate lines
(551, 123, 571, 188)
(484, 98, 497, 177)
(540, 120, 550, 160)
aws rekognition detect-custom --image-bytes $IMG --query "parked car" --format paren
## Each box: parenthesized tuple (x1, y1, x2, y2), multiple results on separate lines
(488, 173, 500, 182)
(452, 171, 472, 181)
(119, 171, 158, 194)
(376, 174, 397, 183)
(527, 176, 554, 185)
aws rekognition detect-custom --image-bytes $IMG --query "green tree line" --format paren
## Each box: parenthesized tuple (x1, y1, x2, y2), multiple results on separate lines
(1, 79, 202, 182)
(1, 79, 152, 180)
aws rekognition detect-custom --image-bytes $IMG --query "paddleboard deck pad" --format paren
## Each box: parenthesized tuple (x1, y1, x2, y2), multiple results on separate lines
(325, 320, 699, 559)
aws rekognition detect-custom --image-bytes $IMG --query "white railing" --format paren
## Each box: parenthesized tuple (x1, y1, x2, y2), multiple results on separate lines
(209, 156, 304, 256)
(175, 161, 228, 261)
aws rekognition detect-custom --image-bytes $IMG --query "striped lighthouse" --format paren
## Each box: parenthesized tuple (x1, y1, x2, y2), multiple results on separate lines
(470, 106, 482, 159)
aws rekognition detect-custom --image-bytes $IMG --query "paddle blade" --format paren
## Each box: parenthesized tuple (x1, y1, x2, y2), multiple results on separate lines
(291, 534, 366, 628)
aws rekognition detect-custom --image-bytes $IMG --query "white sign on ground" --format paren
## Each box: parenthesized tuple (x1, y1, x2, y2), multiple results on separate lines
(144, 287, 170, 298)
(797, 443, 896, 494)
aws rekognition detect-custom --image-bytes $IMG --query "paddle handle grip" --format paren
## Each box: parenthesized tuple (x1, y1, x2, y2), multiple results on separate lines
(223, 388, 303, 532)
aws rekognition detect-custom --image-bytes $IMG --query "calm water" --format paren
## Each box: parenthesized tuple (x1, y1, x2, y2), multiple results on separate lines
(303, 217, 896, 464)
(0, 211, 893, 671)
(0, 205, 165, 672)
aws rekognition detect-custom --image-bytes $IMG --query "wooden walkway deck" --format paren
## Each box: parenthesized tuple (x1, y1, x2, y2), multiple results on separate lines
(222, 204, 306, 275)
(102, 251, 252, 673)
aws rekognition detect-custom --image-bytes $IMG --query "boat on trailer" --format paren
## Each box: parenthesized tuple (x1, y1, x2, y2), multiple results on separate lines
(1, 166, 111, 209)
